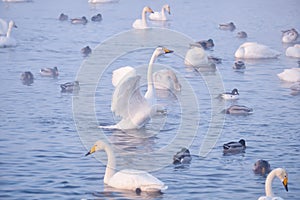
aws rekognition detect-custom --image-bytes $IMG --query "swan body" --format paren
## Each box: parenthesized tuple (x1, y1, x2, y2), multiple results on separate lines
(153, 69, 181, 92)
(219, 22, 236, 31)
(0, 18, 9, 36)
(132, 6, 154, 29)
(86, 140, 168, 192)
(277, 68, 300, 82)
(20, 71, 34, 85)
(233, 60, 246, 69)
(258, 168, 288, 200)
(60, 81, 80, 93)
(235, 42, 281, 59)
(237, 31, 248, 38)
(59, 13, 68, 21)
(285, 44, 300, 58)
(225, 105, 253, 115)
(173, 148, 192, 164)
(220, 88, 239, 100)
(71, 16, 88, 25)
(40, 67, 59, 77)
(223, 139, 246, 154)
(0, 20, 17, 48)
(253, 160, 271, 176)
(149, 4, 170, 21)
(91, 13, 102, 22)
(184, 45, 211, 67)
(282, 28, 298, 43)
(103, 47, 173, 130)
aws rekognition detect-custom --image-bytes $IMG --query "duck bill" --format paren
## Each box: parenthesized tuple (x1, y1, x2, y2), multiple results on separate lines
(85, 145, 96, 156)
(163, 47, 173, 54)
(282, 177, 288, 192)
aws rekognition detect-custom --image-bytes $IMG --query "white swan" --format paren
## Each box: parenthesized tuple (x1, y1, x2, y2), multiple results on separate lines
(132, 6, 154, 29)
(277, 68, 300, 82)
(0, 18, 9, 36)
(184, 45, 215, 68)
(235, 42, 281, 59)
(102, 47, 173, 130)
(285, 44, 300, 58)
(258, 168, 288, 200)
(85, 140, 168, 193)
(153, 69, 181, 92)
(149, 4, 170, 21)
(0, 20, 17, 48)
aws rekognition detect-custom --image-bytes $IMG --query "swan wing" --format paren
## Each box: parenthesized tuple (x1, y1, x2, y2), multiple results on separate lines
(112, 66, 136, 87)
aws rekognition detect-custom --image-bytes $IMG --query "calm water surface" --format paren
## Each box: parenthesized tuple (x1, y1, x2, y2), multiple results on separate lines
(0, 0, 299, 199)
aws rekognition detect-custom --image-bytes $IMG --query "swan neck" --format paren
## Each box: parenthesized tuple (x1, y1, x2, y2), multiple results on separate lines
(161, 7, 166, 18)
(141, 8, 147, 26)
(265, 169, 276, 196)
(6, 24, 13, 38)
(146, 52, 157, 98)
(103, 143, 116, 184)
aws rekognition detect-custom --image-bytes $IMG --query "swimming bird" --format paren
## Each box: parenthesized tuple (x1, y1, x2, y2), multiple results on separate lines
(39, 67, 59, 77)
(290, 82, 300, 91)
(285, 44, 300, 58)
(0, 18, 9, 36)
(223, 139, 246, 154)
(219, 88, 239, 100)
(85, 140, 168, 193)
(91, 13, 102, 22)
(233, 60, 246, 69)
(153, 69, 181, 92)
(149, 4, 170, 21)
(60, 81, 80, 93)
(71, 16, 88, 25)
(184, 45, 215, 68)
(253, 160, 271, 176)
(81, 46, 92, 56)
(277, 68, 300, 82)
(219, 22, 236, 31)
(258, 168, 288, 200)
(59, 13, 68, 21)
(20, 71, 34, 85)
(173, 148, 192, 164)
(132, 6, 154, 29)
(237, 31, 248, 38)
(195, 39, 214, 50)
(282, 28, 298, 43)
(0, 20, 17, 48)
(235, 42, 280, 59)
(224, 105, 253, 115)
(101, 47, 173, 130)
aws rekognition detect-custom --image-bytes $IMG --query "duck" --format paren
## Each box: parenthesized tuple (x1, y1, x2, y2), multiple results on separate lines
(223, 139, 246, 154)
(224, 105, 253, 115)
(85, 140, 168, 193)
(39, 67, 59, 77)
(173, 148, 192, 165)
(285, 44, 300, 58)
(91, 13, 102, 22)
(149, 4, 170, 21)
(258, 168, 288, 200)
(20, 71, 34, 85)
(60, 81, 80, 93)
(235, 42, 281, 59)
(71, 16, 88, 25)
(0, 20, 17, 48)
(253, 160, 271, 176)
(58, 13, 68, 21)
(233, 60, 246, 69)
(195, 39, 214, 50)
(237, 31, 248, 38)
(81, 46, 92, 56)
(132, 6, 154, 29)
(153, 69, 181, 92)
(208, 56, 222, 64)
(184, 45, 215, 68)
(219, 22, 236, 31)
(282, 28, 298, 43)
(219, 88, 239, 100)
(277, 68, 300, 82)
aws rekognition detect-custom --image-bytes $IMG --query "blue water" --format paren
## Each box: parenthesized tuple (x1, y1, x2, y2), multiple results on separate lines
(1, 0, 300, 199)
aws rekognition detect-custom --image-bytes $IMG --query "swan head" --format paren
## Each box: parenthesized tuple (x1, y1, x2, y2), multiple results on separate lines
(85, 140, 106, 156)
(9, 20, 17, 29)
(163, 4, 171, 14)
(275, 168, 288, 192)
(154, 46, 174, 57)
(143, 6, 154, 14)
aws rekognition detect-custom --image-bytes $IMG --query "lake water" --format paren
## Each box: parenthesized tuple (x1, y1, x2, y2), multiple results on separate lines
(0, 0, 299, 199)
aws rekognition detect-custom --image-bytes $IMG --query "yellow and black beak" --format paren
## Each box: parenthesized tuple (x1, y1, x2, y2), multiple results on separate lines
(85, 145, 96, 156)
(163, 47, 174, 54)
(282, 177, 288, 192)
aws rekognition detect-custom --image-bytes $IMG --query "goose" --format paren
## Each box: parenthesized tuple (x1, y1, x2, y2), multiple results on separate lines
(253, 160, 271, 176)
(20, 71, 34, 85)
(59, 13, 68, 21)
(91, 13, 102, 22)
(223, 139, 246, 154)
(258, 168, 288, 200)
(233, 60, 246, 69)
(195, 39, 214, 50)
(219, 22, 236, 31)
(277, 68, 300, 82)
(132, 6, 154, 29)
(0, 20, 17, 48)
(60, 81, 80, 93)
(237, 31, 248, 38)
(173, 148, 192, 164)
(285, 44, 300, 58)
(149, 4, 170, 21)
(224, 105, 253, 115)
(85, 140, 168, 193)
(99, 47, 173, 130)
(153, 69, 181, 92)
(281, 28, 298, 43)
(219, 88, 239, 100)
(235, 42, 280, 59)
(71, 16, 88, 25)
(81, 46, 92, 56)
(39, 67, 59, 77)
